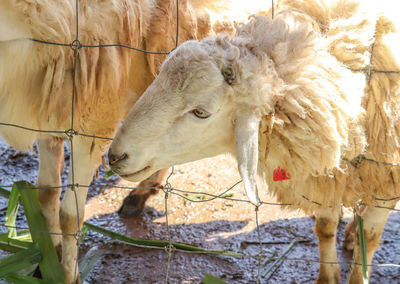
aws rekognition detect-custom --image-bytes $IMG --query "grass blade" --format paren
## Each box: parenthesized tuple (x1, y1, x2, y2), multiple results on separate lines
(5, 274, 54, 284)
(201, 273, 228, 284)
(0, 231, 32, 253)
(83, 222, 244, 257)
(78, 246, 105, 282)
(357, 215, 369, 284)
(262, 238, 303, 279)
(0, 244, 40, 277)
(5, 186, 20, 238)
(0, 242, 28, 254)
(15, 181, 64, 283)
(0, 187, 11, 198)
(104, 170, 115, 178)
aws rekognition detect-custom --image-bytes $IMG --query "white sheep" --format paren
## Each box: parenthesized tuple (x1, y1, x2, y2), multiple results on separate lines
(0, 0, 270, 283)
(109, 0, 400, 282)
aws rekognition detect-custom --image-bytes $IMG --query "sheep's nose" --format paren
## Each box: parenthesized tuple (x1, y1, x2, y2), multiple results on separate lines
(108, 150, 128, 166)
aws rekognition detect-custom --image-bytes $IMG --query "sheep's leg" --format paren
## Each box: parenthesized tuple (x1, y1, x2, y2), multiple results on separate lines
(60, 137, 102, 284)
(314, 206, 341, 284)
(347, 203, 394, 284)
(36, 136, 65, 256)
(118, 168, 169, 217)
(343, 218, 356, 251)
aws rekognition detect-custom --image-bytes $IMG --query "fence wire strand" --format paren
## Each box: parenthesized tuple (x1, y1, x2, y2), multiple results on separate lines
(161, 166, 175, 284)
(71, 1, 80, 282)
(255, 205, 264, 284)
(1, 0, 400, 283)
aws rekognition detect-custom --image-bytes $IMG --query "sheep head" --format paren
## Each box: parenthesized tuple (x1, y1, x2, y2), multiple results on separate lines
(110, 14, 366, 206)
(109, 38, 273, 205)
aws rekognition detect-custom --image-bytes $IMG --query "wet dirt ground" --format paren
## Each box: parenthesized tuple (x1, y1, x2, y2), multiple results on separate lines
(0, 138, 399, 283)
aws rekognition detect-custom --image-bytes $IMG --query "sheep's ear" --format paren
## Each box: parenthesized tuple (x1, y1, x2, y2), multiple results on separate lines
(222, 68, 235, 85)
(235, 110, 261, 206)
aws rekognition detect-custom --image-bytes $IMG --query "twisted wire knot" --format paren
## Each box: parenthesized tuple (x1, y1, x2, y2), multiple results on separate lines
(65, 128, 78, 139)
(68, 183, 80, 191)
(70, 39, 82, 51)
(73, 231, 82, 242)
(163, 183, 173, 200)
(164, 243, 175, 254)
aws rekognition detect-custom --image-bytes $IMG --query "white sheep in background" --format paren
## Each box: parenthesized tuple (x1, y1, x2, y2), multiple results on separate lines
(0, 0, 269, 282)
(109, 0, 400, 282)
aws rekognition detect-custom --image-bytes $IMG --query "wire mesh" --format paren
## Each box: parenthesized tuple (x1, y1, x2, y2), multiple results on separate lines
(0, 0, 400, 283)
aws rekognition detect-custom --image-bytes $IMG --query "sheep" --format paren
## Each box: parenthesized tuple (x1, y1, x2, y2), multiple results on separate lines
(117, 0, 271, 218)
(108, 0, 400, 283)
(0, 0, 270, 283)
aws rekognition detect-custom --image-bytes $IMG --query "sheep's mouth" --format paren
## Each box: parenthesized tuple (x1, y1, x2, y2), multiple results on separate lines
(120, 166, 151, 179)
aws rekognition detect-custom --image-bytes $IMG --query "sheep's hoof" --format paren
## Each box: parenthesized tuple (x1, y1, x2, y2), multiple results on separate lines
(118, 192, 147, 217)
(118, 187, 161, 217)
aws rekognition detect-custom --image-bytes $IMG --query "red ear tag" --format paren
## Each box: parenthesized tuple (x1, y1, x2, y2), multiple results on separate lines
(273, 167, 290, 181)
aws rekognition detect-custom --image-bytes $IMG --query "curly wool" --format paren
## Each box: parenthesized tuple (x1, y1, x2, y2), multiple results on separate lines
(231, 0, 400, 211)
(1, 0, 257, 150)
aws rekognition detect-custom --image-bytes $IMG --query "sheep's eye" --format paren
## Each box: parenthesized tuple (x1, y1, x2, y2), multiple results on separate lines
(191, 108, 211, 119)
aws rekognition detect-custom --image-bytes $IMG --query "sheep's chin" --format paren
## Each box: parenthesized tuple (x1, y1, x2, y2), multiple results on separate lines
(119, 166, 152, 182)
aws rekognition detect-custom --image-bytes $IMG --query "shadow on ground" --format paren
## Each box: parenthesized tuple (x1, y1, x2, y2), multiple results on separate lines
(82, 207, 400, 284)
(0, 139, 399, 283)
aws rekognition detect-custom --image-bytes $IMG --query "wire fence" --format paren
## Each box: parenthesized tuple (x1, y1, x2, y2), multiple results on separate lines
(1, 0, 400, 283)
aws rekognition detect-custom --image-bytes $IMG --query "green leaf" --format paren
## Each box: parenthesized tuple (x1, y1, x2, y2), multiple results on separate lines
(0, 187, 11, 198)
(0, 242, 27, 254)
(0, 231, 32, 253)
(185, 195, 206, 201)
(78, 246, 105, 282)
(84, 222, 244, 257)
(201, 273, 228, 284)
(5, 186, 21, 238)
(357, 215, 369, 284)
(104, 170, 115, 178)
(262, 238, 301, 279)
(10, 231, 32, 242)
(5, 274, 54, 284)
(0, 244, 40, 277)
(15, 181, 64, 283)
(79, 222, 88, 243)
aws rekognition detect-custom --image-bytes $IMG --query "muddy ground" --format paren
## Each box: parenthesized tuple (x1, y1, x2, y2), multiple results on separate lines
(0, 138, 399, 283)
